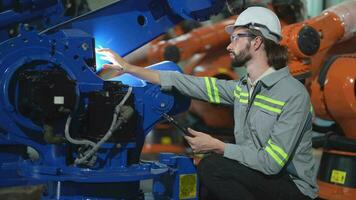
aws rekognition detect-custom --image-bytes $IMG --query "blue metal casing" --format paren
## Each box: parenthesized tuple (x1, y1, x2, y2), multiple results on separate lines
(0, 0, 224, 199)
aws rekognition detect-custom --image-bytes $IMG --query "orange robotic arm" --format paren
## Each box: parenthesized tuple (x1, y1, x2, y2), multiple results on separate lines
(281, 0, 356, 77)
(147, 16, 236, 64)
(280, 1, 356, 140)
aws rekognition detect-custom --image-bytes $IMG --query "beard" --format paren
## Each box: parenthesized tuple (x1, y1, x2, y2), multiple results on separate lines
(231, 43, 252, 67)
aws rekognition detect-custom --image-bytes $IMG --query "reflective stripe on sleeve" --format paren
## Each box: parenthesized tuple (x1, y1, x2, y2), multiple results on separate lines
(265, 139, 289, 167)
(211, 78, 220, 103)
(268, 139, 288, 161)
(204, 77, 214, 103)
(265, 146, 285, 167)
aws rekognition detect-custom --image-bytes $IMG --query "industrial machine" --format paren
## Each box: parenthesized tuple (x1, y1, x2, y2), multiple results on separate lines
(0, 0, 66, 42)
(284, 2, 356, 199)
(0, 0, 228, 199)
(0, 0, 91, 43)
(2, 0, 356, 199)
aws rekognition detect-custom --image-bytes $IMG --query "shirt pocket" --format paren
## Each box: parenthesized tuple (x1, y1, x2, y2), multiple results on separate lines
(250, 108, 278, 145)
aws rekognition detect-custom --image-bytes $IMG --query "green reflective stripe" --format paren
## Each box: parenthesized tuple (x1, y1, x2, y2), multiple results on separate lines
(256, 95, 285, 106)
(265, 146, 284, 167)
(240, 92, 248, 97)
(234, 92, 248, 98)
(234, 86, 241, 98)
(310, 105, 313, 113)
(211, 78, 220, 103)
(253, 101, 282, 114)
(240, 99, 248, 104)
(234, 85, 248, 104)
(234, 91, 240, 98)
(268, 139, 288, 160)
(235, 85, 242, 92)
(204, 77, 214, 103)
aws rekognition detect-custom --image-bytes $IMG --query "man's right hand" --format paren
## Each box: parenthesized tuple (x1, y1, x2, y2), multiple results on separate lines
(96, 48, 129, 75)
(96, 48, 161, 84)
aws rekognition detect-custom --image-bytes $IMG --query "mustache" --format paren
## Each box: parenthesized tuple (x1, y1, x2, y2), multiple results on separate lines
(229, 51, 237, 55)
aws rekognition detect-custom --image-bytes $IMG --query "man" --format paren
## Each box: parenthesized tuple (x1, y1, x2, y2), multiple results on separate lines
(97, 6, 318, 200)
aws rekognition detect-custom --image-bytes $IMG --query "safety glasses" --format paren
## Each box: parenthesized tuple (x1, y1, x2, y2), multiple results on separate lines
(230, 33, 255, 43)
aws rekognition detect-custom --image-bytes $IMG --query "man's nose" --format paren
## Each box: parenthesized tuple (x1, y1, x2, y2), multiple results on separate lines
(226, 42, 233, 51)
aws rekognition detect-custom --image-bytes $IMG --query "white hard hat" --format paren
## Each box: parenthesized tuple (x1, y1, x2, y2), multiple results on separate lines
(225, 6, 282, 43)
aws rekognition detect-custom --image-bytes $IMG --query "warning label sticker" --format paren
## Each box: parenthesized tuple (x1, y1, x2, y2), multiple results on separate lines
(330, 169, 346, 184)
(179, 174, 197, 199)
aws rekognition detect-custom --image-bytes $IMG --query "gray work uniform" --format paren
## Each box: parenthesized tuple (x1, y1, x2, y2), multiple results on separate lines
(159, 67, 318, 199)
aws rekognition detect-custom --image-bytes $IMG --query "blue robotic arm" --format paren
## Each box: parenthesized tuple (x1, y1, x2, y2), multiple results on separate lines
(42, 0, 225, 71)
(0, 0, 68, 42)
(0, 0, 228, 199)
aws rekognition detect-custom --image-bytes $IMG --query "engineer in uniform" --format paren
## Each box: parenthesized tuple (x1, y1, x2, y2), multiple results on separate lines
(97, 6, 318, 200)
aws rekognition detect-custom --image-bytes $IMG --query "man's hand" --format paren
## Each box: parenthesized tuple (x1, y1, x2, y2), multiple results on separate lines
(185, 128, 225, 154)
(95, 48, 129, 75)
(96, 48, 161, 84)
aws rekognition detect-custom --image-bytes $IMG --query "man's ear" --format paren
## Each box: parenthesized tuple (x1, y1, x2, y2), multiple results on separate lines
(253, 36, 263, 51)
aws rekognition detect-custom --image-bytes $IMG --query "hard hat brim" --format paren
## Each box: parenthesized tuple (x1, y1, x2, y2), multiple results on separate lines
(225, 25, 236, 34)
(225, 24, 250, 34)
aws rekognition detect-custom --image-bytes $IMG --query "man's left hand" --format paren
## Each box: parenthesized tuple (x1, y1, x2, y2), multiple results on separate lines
(184, 128, 225, 154)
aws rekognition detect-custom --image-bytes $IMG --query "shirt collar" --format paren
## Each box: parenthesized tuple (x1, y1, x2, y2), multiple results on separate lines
(260, 66, 290, 87)
(247, 67, 276, 87)
(241, 66, 290, 87)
